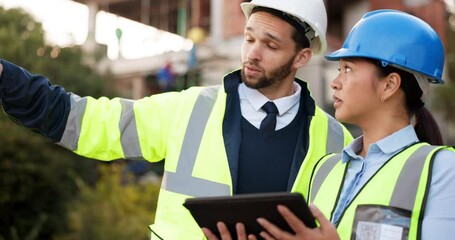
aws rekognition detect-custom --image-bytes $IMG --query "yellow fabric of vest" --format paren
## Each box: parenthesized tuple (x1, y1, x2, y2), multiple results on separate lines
(310, 143, 445, 240)
(75, 82, 353, 239)
(148, 106, 351, 239)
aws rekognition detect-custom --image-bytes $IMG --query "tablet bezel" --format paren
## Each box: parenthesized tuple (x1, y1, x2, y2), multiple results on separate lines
(183, 192, 316, 238)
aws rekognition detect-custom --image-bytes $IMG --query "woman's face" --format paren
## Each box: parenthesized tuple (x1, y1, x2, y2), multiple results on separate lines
(330, 58, 384, 125)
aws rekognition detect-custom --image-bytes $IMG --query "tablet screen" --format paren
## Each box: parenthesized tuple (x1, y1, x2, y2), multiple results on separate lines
(183, 192, 316, 238)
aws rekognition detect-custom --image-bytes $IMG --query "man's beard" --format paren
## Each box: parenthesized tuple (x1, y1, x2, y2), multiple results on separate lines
(241, 55, 295, 89)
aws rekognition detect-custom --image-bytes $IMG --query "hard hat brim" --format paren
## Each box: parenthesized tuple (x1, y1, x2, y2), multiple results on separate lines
(325, 49, 445, 84)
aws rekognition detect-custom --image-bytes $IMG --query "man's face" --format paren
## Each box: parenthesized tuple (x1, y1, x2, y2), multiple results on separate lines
(241, 11, 298, 90)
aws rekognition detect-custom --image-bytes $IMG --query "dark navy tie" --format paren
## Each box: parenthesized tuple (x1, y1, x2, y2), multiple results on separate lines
(260, 101, 278, 132)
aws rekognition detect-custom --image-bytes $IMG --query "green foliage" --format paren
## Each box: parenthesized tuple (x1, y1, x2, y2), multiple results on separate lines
(0, 115, 99, 239)
(434, 83, 455, 119)
(0, 6, 114, 98)
(0, 6, 120, 239)
(36, 46, 113, 98)
(0, 7, 45, 69)
(434, 15, 455, 144)
(60, 163, 160, 240)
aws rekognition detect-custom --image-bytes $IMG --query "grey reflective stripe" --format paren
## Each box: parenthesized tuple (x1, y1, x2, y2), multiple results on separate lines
(308, 113, 344, 202)
(119, 99, 143, 160)
(162, 86, 231, 197)
(310, 145, 438, 208)
(58, 94, 87, 150)
(325, 113, 344, 154)
(390, 145, 438, 211)
(310, 153, 341, 203)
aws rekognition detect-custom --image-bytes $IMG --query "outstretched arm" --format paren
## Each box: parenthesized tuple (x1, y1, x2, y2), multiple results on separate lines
(0, 60, 71, 142)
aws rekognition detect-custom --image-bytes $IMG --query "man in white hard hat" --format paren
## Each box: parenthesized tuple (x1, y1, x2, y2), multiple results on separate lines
(0, 0, 352, 239)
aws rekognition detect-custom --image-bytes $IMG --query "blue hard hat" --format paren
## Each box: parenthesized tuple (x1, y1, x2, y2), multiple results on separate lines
(325, 9, 445, 84)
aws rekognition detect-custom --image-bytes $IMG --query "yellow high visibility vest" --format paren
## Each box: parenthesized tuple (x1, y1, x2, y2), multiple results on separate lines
(58, 78, 352, 239)
(148, 87, 352, 239)
(309, 143, 451, 240)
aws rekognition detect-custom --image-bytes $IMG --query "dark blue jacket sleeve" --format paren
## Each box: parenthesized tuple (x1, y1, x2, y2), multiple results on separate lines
(0, 60, 71, 142)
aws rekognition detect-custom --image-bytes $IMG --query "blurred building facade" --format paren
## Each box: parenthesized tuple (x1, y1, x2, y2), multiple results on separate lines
(73, 0, 448, 109)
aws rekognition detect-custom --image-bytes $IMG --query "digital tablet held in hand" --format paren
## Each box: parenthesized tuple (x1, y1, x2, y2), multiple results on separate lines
(183, 192, 316, 238)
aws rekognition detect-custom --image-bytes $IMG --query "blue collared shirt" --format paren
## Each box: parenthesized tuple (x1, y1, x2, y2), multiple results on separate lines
(332, 125, 455, 239)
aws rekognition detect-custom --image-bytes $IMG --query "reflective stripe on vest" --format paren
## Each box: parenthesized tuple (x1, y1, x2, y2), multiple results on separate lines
(161, 86, 231, 197)
(118, 99, 142, 159)
(58, 94, 87, 150)
(310, 153, 340, 203)
(162, 86, 346, 198)
(390, 145, 437, 210)
(310, 145, 439, 210)
(58, 94, 145, 160)
(59, 87, 346, 199)
(324, 112, 344, 154)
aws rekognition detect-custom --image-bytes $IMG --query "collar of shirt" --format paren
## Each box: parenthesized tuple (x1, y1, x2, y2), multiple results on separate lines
(341, 124, 420, 164)
(239, 82, 301, 115)
(332, 125, 421, 225)
(238, 82, 301, 130)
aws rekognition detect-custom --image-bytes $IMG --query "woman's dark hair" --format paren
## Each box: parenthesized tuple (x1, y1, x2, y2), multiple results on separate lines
(251, 7, 310, 51)
(372, 60, 443, 145)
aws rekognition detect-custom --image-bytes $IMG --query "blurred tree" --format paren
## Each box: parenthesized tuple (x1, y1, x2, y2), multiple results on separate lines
(434, 12, 455, 145)
(0, 6, 115, 239)
(0, 118, 100, 240)
(62, 163, 160, 240)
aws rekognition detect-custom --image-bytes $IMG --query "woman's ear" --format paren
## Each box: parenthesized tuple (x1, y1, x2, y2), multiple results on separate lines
(293, 48, 312, 69)
(381, 72, 402, 101)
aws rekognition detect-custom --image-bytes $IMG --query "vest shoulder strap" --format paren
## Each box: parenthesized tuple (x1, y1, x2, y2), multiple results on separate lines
(390, 145, 442, 210)
(310, 153, 341, 203)
(324, 112, 344, 154)
(162, 85, 231, 197)
(310, 144, 445, 209)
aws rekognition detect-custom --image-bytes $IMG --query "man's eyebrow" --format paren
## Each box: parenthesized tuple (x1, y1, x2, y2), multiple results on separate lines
(245, 26, 282, 43)
(265, 32, 282, 43)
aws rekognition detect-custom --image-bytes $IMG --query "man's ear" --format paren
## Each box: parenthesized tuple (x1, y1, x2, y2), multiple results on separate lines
(293, 48, 312, 69)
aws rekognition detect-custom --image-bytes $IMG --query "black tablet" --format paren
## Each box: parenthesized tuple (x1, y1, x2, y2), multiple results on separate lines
(183, 192, 316, 238)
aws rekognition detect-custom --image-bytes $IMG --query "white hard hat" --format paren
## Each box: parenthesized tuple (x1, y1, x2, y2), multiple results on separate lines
(241, 0, 327, 55)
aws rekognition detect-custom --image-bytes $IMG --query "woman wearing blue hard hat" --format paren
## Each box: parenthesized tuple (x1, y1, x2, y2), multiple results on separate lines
(248, 9, 455, 240)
